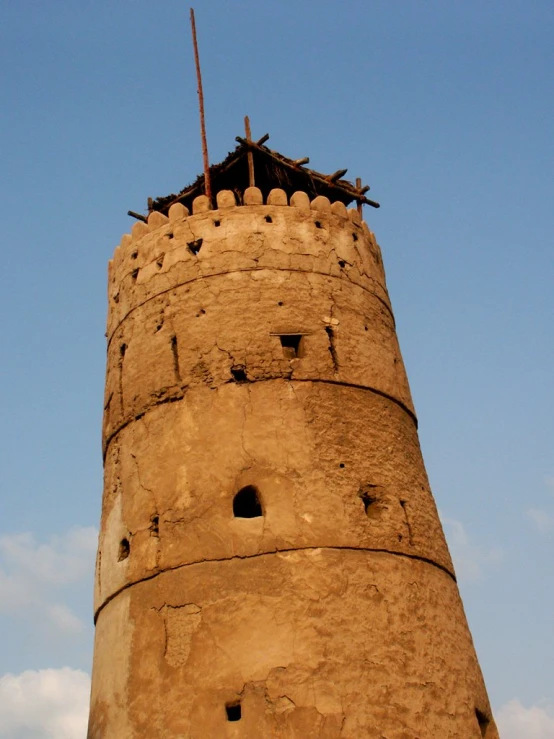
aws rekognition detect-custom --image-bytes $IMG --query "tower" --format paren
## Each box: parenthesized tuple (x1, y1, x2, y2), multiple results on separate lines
(88, 139, 499, 738)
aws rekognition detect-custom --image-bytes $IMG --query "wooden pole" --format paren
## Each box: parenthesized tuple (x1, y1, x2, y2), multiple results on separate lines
(244, 116, 255, 187)
(356, 177, 363, 216)
(190, 8, 212, 205)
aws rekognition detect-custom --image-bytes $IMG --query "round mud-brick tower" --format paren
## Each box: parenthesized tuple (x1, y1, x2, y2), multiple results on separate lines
(88, 185, 499, 738)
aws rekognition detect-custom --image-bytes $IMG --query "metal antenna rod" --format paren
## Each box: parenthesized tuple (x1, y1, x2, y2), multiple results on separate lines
(190, 8, 212, 204)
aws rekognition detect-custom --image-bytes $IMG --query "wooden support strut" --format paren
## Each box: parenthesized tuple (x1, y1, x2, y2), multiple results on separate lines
(128, 210, 148, 223)
(244, 116, 255, 188)
(235, 136, 380, 208)
(356, 178, 363, 216)
(328, 168, 348, 182)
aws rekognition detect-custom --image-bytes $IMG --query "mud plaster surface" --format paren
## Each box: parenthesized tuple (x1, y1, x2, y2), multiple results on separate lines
(89, 197, 499, 738)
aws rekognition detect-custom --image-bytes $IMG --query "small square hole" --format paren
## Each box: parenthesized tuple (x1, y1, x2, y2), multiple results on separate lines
(279, 334, 304, 359)
(225, 702, 241, 722)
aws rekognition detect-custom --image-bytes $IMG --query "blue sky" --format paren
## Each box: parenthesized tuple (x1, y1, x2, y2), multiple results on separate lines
(0, 1, 552, 736)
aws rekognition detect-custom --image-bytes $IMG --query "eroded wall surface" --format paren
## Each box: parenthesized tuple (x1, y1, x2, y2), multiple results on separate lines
(88, 188, 499, 738)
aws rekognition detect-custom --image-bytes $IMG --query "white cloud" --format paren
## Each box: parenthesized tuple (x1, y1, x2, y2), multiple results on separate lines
(527, 508, 554, 534)
(440, 514, 503, 581)
(0, 667, 90, 739)
(0, 527, 97, 634)
(496, 699, 554, 739)
(526, 476, 554, 534)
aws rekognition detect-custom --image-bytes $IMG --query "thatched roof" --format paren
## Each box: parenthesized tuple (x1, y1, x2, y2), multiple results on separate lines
(146, 135, 379, 216)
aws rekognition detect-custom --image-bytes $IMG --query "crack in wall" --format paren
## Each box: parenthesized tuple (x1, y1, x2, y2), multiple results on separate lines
(107, 266, 395, 348)
(103, 377, 417, 459)
(94, 544, 456, 623)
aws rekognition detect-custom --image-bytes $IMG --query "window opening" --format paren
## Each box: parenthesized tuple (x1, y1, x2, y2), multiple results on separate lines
(233, 486, 263, 518)
(118, 538, 130, 561)
(231, 366, 247, 383)
(475, 709, 490, 737)
(187, 238, 203, 255)
(214, 220, 221, 227)
(278, 334, 304, 359)
(360, 492, 377, 515)
(225, 702, 242, 722)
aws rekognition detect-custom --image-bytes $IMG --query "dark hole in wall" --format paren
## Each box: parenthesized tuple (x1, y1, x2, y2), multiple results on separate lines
(475, 708, 490, 737)
(156, 254, 164, 269)
(360, 491, 378, 515)
(118, 538, 130, 561)
(120, 343, 127, 357)
(339, 462, 345, 468)
(233, 486, 263, 518)
(352, 232, 358, 241)
(338, 260, 346, 268)
(265, 215, 273, 223)
(214, 220, 221, 227)
(231, 366, 247, 382)
(131, 251, 138, 260)
(150, 515, 159, 537)
(131, 268, 139, 282)
(225, 702, 242, 722)
(315, 220, 323, 229)
(279, 334, 303, 359)
(167, 232, 174, 239)
(187, 238, 203, 255)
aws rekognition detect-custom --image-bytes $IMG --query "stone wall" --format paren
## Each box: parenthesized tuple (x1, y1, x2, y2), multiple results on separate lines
(88, 188, 499, 738)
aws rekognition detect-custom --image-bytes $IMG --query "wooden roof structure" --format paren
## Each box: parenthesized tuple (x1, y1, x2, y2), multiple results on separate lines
(142, 134, 379, 218)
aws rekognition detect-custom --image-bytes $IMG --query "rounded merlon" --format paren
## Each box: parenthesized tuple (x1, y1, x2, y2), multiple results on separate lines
(244, 186, 263, 205)
(216, 190, 236, 209)
(192, 194, 211, 214)
(267, 188, 288, 206)
(168, 202, 189, 221)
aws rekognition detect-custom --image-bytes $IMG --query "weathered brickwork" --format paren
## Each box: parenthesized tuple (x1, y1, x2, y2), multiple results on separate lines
(88, 188, 499, 738)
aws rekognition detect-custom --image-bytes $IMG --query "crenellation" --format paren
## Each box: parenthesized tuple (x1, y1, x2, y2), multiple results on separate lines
(106, 204, 392, 343)
(290, 190, 310, 211)
(267, 188, 288, 206)
(331, 200, 348, 217)
(311, 195, 331, 212)
(192, 194, 211, 214)
(131, 220, 149, 240)
(244, 186, 263, 205)
(148, 210, 169, 231)
(168, 202, 189, 221)
(216, 189, 236, 209)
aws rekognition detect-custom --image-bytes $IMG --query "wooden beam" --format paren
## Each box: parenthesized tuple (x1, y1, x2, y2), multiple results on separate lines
(293, 157, 310, 166)
(190, 8, 212, 205)
(328, 169, 348, 182)
(235, 137, 380, 207)
(128, 210, 147, 223)
(244, 116, 255, 187)
(356, 178, 363, 216)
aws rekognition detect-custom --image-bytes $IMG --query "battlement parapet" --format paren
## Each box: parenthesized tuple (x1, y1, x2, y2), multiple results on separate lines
(108, 188, 387, 339)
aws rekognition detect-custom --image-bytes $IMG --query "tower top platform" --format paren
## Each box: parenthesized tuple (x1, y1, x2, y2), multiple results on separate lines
(146, 134, 380, 217)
